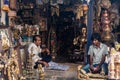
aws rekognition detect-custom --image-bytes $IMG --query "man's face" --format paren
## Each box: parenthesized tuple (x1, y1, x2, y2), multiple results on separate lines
(92, 39, 99, 46)
(35, 37, 41, 46)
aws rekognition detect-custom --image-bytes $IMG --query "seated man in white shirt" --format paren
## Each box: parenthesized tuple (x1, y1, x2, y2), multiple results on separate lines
(28, 35, 52, 69)
(28, 35, 69, 71)
(81, 33, 108, 75)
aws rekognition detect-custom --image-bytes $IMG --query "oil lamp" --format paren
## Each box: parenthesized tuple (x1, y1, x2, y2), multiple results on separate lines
(82, 2, 88, 11)
(2, 0, 10, 11)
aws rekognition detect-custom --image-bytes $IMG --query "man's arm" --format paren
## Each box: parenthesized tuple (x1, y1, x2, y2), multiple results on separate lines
(98, 54, 106, 67)
(88, 46, 94, 71)
(37, 60, 49, 67)
(41, 48, 50, 55)
(89, 54, 94, 71)
(89, 55, 93, 65)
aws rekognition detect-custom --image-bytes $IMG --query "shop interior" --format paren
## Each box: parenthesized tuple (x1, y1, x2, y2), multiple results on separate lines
(0, 0, 120, 80)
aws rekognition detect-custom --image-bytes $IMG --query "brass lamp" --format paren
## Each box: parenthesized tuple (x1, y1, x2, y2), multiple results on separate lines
(2, 5, 10, 11)
(2, 0, 10, 11)
(82, 3, 88, 11)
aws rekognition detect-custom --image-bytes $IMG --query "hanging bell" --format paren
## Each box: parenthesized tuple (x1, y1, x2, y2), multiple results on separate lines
(2, 0, 10, 11)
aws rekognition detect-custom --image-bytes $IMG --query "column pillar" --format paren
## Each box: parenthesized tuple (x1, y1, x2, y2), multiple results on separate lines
(86, 0, 94, 64)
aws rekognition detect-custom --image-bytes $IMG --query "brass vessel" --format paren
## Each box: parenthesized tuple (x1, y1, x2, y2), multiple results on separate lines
(101, 32, 114, 41)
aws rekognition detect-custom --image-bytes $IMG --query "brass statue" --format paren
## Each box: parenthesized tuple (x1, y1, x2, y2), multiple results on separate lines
(79, 27, 87, 50)
(73, 27, 87, 50)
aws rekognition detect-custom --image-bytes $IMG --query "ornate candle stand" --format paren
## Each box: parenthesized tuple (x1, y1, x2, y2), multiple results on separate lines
(38, 64, 45, 80)
(109, 48, 120, 79)
(109, 48, 115, 79)
(25, 47, 35, 80)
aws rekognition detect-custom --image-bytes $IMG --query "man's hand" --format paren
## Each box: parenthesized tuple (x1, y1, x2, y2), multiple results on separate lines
(45, 48, 50, 55)
(90, 65, 94, 71)
(43, 61, 49, 67)
(38, 60, 49, 67)
(94, 65, 100, 72)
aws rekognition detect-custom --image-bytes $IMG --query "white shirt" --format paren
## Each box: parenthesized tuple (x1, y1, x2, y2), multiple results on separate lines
(28, 43, 42, 64)
(88, 43, 108, 64)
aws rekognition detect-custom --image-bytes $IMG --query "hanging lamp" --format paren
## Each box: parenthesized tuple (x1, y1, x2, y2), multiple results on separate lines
(82, 1, 88, 11)
(2, 0, 10, 11)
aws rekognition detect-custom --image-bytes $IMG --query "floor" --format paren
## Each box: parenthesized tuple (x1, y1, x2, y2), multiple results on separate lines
(44, 63, 80, 80)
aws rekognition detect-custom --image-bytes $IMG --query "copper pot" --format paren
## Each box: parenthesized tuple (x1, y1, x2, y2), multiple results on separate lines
(102, 32, 113, 41)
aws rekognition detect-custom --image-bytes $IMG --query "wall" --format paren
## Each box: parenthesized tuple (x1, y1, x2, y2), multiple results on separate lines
(0, 0, 6, 25)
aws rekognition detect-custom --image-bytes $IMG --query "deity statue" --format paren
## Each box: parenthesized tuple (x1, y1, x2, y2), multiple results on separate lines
(73, 26, 87, 50)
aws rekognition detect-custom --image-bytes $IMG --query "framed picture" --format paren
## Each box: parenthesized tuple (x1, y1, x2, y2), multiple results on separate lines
(39, 17, 47, 31)
(0, 26, 12, 52)
(9, 0, 17, 10)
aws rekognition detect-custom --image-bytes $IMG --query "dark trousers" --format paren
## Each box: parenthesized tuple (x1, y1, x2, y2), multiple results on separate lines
(34, 55, 52, 69)
(82, 63, 108, 75)
(41, 55, 52, 63)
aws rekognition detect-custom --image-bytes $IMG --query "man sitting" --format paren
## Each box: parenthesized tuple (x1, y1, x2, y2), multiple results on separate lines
(28, 35, 51, 69)
(28, 35, 69, 71)
(80, 33, 108, 75)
